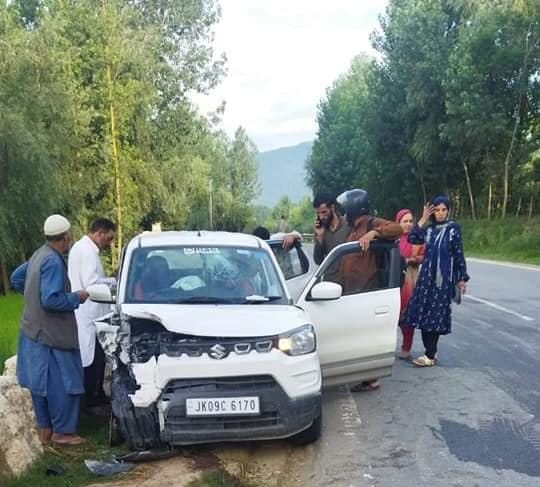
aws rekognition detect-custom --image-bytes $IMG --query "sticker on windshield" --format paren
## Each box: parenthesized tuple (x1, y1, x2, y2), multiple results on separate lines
(183, 247, 221, 255)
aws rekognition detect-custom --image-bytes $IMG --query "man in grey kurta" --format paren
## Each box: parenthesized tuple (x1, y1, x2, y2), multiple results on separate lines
(312, 193, 350, 283)
(10, 215, 89, 446)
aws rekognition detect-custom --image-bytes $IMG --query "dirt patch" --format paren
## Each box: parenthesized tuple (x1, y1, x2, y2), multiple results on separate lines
(213, 441, 311, 486)
(86, 441, 312, 487)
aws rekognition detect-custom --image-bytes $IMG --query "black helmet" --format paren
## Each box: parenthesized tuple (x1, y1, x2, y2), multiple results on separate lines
(337, 189, 370, 226)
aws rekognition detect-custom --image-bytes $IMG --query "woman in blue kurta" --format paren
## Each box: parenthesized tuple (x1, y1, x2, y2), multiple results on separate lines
(404, 195, 469, 366)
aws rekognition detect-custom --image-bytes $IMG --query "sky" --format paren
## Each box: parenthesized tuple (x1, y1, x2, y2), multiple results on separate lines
(193, 0, 389, 152)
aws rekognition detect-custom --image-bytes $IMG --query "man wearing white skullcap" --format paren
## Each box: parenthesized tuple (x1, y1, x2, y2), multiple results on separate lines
(10, 214, 90, 446)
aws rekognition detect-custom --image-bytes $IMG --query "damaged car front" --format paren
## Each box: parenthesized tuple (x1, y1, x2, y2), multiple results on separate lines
(92, 231, 323, 450)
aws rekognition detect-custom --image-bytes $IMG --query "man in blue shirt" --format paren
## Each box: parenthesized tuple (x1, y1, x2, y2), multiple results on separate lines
(11, 215, 89, 446)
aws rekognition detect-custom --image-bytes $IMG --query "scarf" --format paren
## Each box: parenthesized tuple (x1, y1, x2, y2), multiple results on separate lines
(427, 221, 458, 289)
(395, 209, 413, 258)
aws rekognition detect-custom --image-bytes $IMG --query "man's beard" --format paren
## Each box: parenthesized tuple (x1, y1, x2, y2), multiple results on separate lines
(320, 214, 332, 229)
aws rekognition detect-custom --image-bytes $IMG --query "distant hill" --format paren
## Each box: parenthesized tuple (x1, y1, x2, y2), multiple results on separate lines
(257, 141, 312, 207)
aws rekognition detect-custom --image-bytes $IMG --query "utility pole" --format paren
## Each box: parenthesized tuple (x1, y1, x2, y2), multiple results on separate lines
(209, 178, 213, 230)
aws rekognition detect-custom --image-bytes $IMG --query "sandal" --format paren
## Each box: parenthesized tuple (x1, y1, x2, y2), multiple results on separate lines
(51, 434, 87, 446)
(413, 355, 435, 367)
(350, 379, 381, 392)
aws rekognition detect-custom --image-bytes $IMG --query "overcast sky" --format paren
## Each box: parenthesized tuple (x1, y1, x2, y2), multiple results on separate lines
(193, 0, 389, 152)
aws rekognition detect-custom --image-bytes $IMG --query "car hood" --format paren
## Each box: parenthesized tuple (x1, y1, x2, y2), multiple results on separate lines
(119, 303, 310, 337)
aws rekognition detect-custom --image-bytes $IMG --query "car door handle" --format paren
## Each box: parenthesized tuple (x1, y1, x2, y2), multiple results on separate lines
(375, 306, 390, 315)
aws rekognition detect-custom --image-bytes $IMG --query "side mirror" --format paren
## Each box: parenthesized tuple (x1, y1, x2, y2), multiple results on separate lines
(310, 281, 342, 301)
(87, 283, 114, 304)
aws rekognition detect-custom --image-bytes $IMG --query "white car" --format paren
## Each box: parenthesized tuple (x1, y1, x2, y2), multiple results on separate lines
(89, 231, 400, 450)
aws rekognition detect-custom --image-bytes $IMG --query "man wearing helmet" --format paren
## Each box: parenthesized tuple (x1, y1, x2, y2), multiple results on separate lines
(336, 189, 403, 293)
(335, 189, 403, 392)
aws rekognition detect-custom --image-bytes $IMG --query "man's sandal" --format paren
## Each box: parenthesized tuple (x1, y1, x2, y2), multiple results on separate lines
(51, 434, 87, 446)
(413, 355, 436, 367)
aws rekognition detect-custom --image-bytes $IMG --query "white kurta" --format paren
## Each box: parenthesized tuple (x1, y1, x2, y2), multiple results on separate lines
(68, 235, 111, 367)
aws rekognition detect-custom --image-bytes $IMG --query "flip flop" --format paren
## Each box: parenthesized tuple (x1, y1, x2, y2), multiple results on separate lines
(51, 434, 87, 446)
(413, 355, 435, 367)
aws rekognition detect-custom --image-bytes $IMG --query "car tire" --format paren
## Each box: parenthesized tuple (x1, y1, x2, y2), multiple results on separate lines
(290, 411, 322, 445)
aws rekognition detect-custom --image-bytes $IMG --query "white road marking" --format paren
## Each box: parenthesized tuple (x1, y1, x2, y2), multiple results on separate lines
(465, 294, 535, 322)
(468, 257, 540, 272)
(340, 386, 363, 437)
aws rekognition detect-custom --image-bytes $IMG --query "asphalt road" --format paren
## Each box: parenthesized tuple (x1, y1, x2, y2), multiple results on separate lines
(307, 256, 540, 487)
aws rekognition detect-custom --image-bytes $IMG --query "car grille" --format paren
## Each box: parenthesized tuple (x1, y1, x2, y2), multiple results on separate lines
(163, 375, 277, 394)
(130, 331, 277, 362)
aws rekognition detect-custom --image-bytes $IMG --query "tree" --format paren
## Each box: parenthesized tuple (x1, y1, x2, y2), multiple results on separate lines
(307, 0, 540, 220)
(307, 55, 374, 199)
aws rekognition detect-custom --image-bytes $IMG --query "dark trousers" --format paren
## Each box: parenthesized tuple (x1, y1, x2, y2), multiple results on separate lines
(421, 331, 440, 360)
(83, 339, 107, 407)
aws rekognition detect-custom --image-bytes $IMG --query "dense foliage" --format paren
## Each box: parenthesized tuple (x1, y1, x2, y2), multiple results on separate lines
(307, 0, 540, 220)
(0, 0, 259, 292)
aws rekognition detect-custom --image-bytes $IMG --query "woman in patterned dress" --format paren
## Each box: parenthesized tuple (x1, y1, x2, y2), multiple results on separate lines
(405, 195, 469, 366)
(395, 209, 424, 359)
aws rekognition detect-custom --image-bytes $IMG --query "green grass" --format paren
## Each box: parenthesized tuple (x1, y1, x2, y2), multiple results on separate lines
(0, 294, 23, 372)
(460, 217, 540, 265)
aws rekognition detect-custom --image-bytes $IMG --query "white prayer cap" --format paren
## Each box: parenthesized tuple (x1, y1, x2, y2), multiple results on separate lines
(43, 214, 71, 236)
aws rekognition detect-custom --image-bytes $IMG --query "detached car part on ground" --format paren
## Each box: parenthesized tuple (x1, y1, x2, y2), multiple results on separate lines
(89, 231, 401, 451)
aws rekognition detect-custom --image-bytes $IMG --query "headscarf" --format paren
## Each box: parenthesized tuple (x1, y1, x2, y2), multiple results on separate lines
(395, 209, 413, 258)
(427, 195, 454, 288)
(430, 194, 451, 222)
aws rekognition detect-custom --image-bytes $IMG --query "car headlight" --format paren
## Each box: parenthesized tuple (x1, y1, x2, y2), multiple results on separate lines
(278, 325, 316, 356)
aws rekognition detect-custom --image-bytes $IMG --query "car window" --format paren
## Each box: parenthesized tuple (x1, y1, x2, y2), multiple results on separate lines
(272, 246, 304, 280)
(316, 245, 394, 296)
(126, 245, 287, 304)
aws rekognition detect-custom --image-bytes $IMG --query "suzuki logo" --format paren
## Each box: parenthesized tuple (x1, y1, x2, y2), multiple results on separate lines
(209, 344, 227, 360)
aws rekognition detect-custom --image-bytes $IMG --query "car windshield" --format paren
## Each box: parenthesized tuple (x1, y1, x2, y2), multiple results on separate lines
(125, 245, 287, 305)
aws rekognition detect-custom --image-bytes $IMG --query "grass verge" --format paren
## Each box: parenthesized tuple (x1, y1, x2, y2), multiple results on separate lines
(460, 218, 540, 265)
(0, 294, 23, 372)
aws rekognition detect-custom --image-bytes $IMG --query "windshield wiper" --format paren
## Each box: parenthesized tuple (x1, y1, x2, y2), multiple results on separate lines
(175, 296, 234, 304)
(244, 295, 282, 303)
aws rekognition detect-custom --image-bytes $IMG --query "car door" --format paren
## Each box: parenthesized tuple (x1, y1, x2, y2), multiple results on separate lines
(296, 240, 401, 388)
(268, 239, 312, 301)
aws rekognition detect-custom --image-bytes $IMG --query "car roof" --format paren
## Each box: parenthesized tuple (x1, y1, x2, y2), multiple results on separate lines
(129, 231, 263, 249)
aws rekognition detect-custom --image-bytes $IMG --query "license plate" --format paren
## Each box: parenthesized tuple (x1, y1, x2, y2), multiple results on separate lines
(186, 397, 260, 416)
